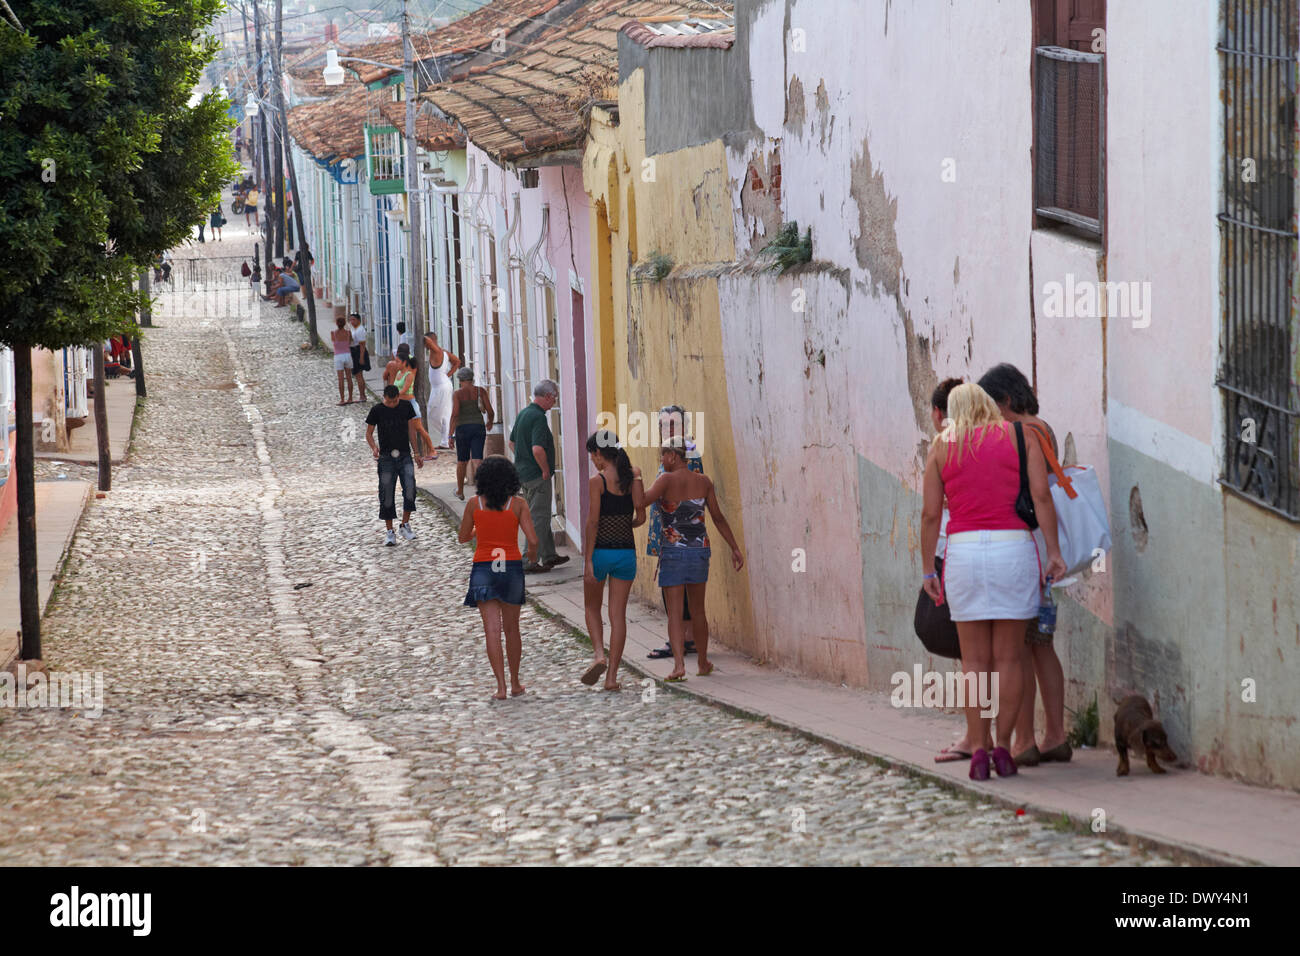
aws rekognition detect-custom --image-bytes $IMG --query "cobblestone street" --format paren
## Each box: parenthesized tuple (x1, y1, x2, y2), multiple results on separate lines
(0, 247, 1172, 866)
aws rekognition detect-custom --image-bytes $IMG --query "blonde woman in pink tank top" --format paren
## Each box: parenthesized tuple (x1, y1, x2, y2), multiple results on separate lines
(920, 383, 1065, 782)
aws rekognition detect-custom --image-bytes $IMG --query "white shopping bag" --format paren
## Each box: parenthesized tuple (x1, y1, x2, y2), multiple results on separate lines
(1034, 465, 1111, 578)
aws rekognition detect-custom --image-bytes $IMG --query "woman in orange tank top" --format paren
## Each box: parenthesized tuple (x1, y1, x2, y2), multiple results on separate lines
(458, 457, 539, 700)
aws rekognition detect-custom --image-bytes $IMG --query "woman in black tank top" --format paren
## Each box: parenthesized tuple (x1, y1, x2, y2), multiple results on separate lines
(581, 430, 645, 691)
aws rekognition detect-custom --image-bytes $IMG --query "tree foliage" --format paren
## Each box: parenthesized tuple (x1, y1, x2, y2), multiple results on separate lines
(0, 0, 236, 350)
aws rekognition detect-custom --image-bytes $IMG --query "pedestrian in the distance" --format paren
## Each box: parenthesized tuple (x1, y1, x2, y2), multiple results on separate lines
(244, 186, 260, 228)
(423, 331, 460, 450)
(331, 316, 355, 405)
(394, 354, 436, 460)
(509, 379, 566, 573)
(348, 312, 370, 403)
(581, 430, 645, 690)
(395, 321, 410, 353)
(384, 342, 409, 387)
(459, 456, 539, 700)
(210, 206, 224, 242)
(640, 438, 745, 682)
(365, 384, 424, 547)
(449, 367, 493, 500)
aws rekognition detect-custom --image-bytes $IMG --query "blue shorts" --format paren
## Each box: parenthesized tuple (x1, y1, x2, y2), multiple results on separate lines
(464, 560, 525, 607)
(591, 548, 636, 582)
(658, 548, 710, 587)
(455, 423, 486, 462)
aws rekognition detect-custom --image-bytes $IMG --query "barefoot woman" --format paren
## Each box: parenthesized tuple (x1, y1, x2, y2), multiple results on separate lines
(459, 457, 539, 700)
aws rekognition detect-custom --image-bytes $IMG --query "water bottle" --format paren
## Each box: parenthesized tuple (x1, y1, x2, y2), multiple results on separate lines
(1037, 577, 1057, 635)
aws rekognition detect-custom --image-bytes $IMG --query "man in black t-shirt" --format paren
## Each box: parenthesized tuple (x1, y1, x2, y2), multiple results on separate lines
(365, 385, 423, 546)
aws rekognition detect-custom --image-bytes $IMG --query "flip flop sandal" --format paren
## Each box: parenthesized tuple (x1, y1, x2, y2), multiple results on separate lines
(581, 661, 607, 686)
(646, 647, 673, 659)
(664, 675, 687, 683)
(934, 746, 973, 764)
(697, 662, 715, 677)
(603, 682, 622, 692)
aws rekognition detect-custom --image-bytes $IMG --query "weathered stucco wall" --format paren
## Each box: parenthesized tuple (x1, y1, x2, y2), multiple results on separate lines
(584, 68, 755, 650)
(594, 0, 1300, 788)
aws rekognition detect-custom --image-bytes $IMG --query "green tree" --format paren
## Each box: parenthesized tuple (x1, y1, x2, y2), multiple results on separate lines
(0, 0, 233, 659)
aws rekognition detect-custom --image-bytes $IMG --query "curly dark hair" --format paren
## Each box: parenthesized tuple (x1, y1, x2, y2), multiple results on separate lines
(474, 456, 521, 511)
(586, 430, 635, 493)
(931, 377, 964, 416)
(978, 363, 1038, 415)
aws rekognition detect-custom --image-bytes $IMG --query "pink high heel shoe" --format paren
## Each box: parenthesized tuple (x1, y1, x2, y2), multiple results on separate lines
(991, 746, 1018, 777)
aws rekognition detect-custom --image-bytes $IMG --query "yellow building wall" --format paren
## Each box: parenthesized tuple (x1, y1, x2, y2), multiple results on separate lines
(583, 69, 757, 654)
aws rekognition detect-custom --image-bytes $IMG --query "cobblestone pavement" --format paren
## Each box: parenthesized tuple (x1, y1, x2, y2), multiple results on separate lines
(0, 230, 1174, 866)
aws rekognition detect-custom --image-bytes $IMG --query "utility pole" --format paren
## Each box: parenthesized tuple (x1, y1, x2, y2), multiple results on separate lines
(272, 0, 285, 262)
(273, 1, 318, 349)
(254, 0, 273, 295)
(403, 0, 429, 424)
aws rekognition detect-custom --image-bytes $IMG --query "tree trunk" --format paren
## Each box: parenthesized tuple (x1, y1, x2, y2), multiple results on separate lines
(92, 345, 111, 492)
(12, 345, 40, 660)
(139, 268, 152, 328)
(134, 270, 148, 398)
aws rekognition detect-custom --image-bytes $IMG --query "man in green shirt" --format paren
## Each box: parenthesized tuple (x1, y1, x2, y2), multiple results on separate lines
(509, 379, 566, 572)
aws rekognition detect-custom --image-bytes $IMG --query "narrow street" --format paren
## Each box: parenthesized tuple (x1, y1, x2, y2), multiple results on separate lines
(0, 232, 1169, 866)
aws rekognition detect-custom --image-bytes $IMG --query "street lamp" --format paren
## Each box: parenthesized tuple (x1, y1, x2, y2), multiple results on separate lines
(322, 48, 345, 86)
(244, 93, 260, 118)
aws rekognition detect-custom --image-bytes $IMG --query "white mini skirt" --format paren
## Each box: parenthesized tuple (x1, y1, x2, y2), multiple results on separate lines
(943, 530, 1039, 622)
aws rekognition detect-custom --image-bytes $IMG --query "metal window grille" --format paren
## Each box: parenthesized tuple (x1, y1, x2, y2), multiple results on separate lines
(365, 125, 405, 194)
(1218, 0, 1300, 520)
(1034, 46, 1105, 236)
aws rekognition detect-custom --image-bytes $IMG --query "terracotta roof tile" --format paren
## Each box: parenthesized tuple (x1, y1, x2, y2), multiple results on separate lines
(423, 1, 733, 165)
(377, 99, 467, 151)
(286, 84, 384, 162)
(621, 17, 734, 48)
(346, 0, 563, 85)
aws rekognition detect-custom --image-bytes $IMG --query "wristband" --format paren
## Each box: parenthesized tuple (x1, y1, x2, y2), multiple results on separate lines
(922, 572, 937, 580)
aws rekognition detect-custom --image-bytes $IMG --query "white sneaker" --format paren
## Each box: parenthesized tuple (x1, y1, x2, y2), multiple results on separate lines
(385, 529, 397, 546)
(399, 523, 416, 540)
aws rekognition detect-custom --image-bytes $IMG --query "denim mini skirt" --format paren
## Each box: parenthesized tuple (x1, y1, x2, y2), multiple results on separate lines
(657, 548, 710, 587)
(464, 560, 526, 607)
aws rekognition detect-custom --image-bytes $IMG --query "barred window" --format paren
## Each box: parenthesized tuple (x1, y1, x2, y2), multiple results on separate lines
(1218, 0, 1300, 520)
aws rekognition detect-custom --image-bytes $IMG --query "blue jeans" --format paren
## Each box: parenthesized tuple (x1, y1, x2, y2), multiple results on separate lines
(377, 453, 416, 520)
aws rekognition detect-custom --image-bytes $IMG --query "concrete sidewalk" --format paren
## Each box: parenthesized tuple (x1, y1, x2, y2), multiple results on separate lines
(414, 471, 1300, 866)
(0, 480, 93, 668)
(35, 373, 136, 466)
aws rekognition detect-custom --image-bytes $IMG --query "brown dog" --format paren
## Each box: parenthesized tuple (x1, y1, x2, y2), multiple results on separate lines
(1114, 694, 1178, 776)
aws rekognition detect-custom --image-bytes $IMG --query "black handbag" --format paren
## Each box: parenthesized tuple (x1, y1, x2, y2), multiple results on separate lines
(913, 556, 961, 659)
(1013, 421, 1038, 530)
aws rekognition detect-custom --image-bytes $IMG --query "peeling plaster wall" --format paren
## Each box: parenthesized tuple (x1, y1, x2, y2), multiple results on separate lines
(583, 70, 755, 647)
(602, 0, 1300, 786)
